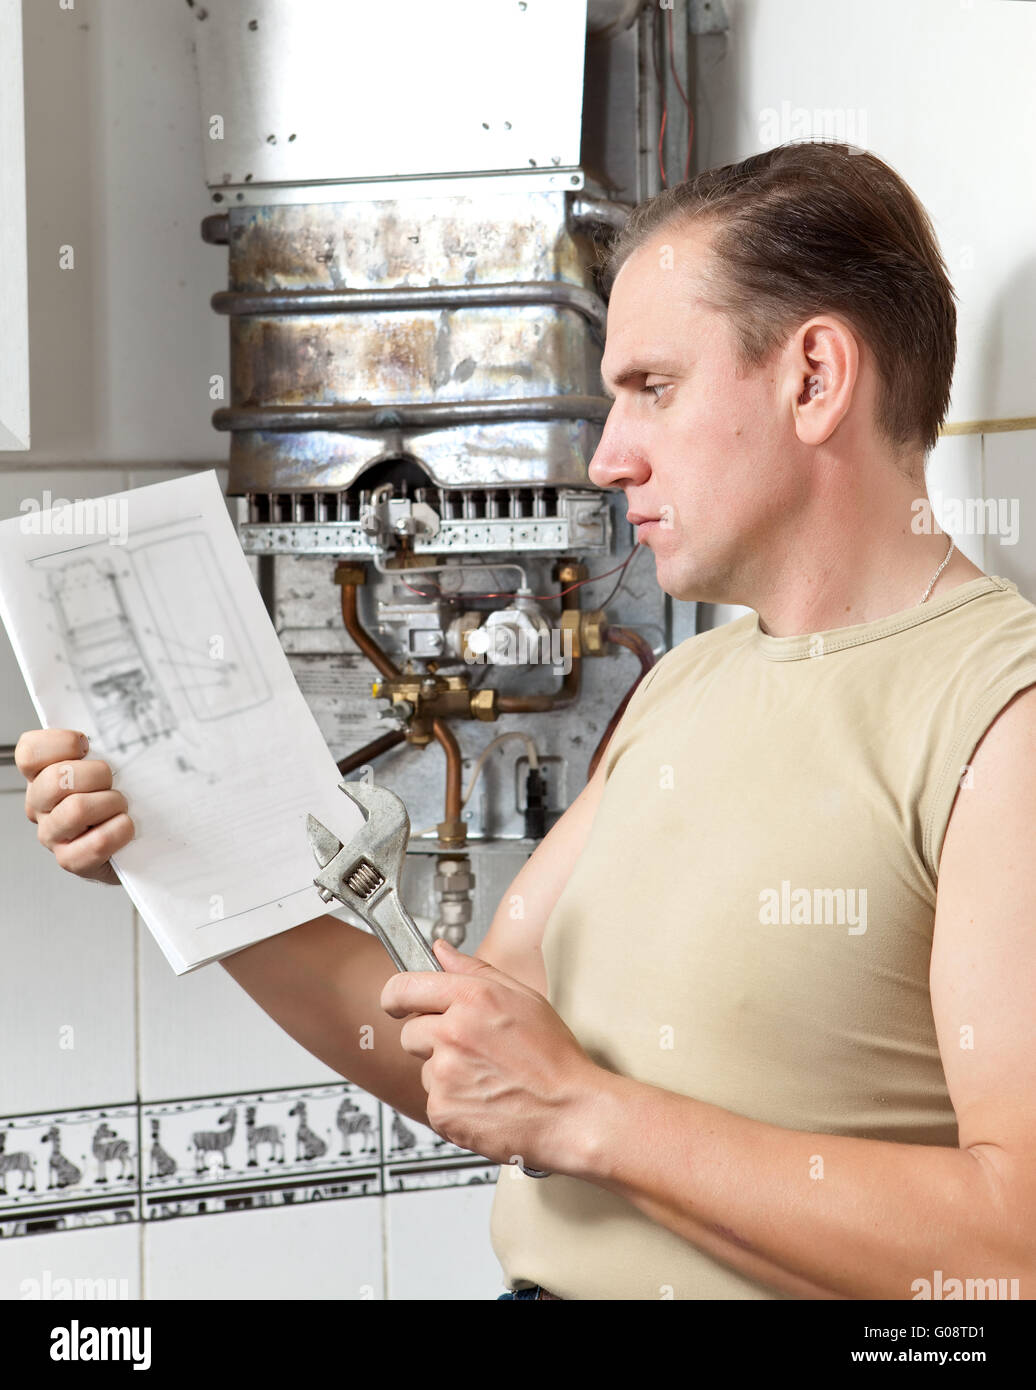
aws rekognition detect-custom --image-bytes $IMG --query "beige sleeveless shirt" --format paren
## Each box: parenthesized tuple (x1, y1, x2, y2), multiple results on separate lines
(490, 575, 1036, 1299)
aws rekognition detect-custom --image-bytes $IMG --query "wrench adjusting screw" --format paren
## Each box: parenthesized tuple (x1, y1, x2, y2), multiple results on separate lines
(347, 859, 385, 899)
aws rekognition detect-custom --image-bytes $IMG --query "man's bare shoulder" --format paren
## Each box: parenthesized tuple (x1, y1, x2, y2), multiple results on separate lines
(931, 679, 1036, 1152)
(941, 678, 1036, 849)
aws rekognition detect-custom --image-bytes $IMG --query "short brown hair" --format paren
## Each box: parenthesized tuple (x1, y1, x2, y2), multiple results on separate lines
(604, 141, 957, 457)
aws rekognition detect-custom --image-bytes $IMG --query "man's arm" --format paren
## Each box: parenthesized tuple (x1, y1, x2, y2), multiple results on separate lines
(557, 684, 1036, 1299)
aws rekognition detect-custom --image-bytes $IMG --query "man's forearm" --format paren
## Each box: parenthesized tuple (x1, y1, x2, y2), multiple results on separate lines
(220, 914, 430, 1127)
(563, 1070, 1032, 1300)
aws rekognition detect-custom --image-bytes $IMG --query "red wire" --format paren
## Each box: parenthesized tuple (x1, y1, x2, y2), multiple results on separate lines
(390, 545, 642, 603)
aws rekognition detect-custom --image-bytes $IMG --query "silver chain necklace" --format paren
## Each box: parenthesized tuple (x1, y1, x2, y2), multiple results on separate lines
(919, 535, 955, 604)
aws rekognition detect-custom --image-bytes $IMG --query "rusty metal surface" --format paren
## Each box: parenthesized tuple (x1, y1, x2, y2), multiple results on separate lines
(217, 194, 607, 496)
(224, 307, 598, 409)
(212, 282, 607, 339)
(215, 397, 610, 432)
(225, 193, 590, 290)
(226, 422, 604, 494)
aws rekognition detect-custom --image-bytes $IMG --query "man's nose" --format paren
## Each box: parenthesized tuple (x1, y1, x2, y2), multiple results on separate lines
(587, 412, 651, 492)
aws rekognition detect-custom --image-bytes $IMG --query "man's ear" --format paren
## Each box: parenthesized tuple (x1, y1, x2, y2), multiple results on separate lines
(785, 316, 858, 446)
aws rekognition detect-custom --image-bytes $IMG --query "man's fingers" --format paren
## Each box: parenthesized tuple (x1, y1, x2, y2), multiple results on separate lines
(14, 728, 130, 885)
(398, 1015, 438, 1062)
(14, 729, 89, 781)
(52, 813, 134, 879)
(27, 758, 114, 819)
(37, 789, 130, 850)
(381, 972, 468, 1019)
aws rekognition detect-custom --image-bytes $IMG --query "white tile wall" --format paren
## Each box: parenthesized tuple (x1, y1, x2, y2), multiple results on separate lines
(0, 1223, 141, 1301)
(385, 1183, 505, 1301)
(0, 792, 136, 1118)
(143, 1196, 383, 1300)
(926, 431, 985, 568)
(136, 921, 341, 1101)
(982, 430, 1036, 601)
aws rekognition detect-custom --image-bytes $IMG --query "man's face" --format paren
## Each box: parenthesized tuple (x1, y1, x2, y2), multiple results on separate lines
(590, 220, 809, 604)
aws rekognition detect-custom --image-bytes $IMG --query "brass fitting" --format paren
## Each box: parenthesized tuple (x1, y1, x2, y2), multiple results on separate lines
(435, 817, 468, 848)
(334, 563, 367, 586)
(553, 558, 588, 587)
(558, 607, 608, 659)
(560, 608, 583, 658)
(469, 689, 497, 721)
(580, 608, 608, 655)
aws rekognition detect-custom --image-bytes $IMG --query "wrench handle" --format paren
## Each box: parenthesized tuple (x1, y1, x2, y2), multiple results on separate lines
(368, 890, 443, 974)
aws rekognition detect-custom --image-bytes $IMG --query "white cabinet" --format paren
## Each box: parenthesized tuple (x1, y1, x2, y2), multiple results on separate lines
(0, 0, 29, 451)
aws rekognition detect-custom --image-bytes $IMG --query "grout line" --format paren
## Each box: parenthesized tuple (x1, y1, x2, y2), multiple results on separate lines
(133, 908, 147, 1299)
(381, 1106, 391, 1302)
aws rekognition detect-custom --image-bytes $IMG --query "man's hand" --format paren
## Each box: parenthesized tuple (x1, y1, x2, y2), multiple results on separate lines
(381, 937, 601, 1175)
(15, 729, 133, 886)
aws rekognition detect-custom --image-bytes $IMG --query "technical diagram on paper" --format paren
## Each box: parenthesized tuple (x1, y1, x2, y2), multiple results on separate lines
(0, 471, 364, 974)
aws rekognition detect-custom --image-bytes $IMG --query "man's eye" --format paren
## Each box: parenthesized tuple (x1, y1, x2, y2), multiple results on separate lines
(643, 383, 672, 402)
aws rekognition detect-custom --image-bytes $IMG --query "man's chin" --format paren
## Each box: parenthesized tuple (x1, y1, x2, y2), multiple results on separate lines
(648, 549, 725, 605)
(649, 561, 699, 604)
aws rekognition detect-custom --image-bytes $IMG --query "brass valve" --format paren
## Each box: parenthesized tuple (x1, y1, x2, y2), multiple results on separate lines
(370, 671, 497, 737)
(559, 607, 608, 659)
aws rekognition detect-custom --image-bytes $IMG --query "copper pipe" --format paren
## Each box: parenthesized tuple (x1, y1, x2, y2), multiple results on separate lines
(432, 718, 463, 823)
(336, 728, 407, 777)
(586, 627, 658, 782)
(604, 625, 657, 671)
(339, 580, 463, 832)
(340, 582, 402, 682)
(496, 659, 581, 713)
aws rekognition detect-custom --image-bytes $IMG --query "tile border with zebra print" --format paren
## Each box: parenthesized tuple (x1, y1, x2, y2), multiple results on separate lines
(0, 1081, 499, 1238)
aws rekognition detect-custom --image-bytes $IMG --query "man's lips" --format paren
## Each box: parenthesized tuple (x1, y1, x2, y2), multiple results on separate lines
(626, 513, 660, 525)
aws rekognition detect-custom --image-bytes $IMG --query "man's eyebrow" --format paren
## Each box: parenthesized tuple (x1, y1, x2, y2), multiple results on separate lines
(600, 360, 684, 399)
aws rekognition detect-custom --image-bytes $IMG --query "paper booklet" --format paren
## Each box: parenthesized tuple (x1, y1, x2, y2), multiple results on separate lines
(0, 470, 365, 974)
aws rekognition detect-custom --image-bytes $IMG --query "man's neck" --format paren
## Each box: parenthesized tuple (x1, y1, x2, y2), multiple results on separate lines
(751, 474, 986, 638)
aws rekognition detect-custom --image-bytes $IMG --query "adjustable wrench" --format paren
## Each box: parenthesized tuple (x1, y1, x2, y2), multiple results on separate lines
(306, 780, 441, 973)
(306, 779, 550, 1179)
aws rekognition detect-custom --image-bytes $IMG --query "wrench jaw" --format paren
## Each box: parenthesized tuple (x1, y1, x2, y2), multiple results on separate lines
(331, 780, 411, 879)
(307, 814, 343, 875)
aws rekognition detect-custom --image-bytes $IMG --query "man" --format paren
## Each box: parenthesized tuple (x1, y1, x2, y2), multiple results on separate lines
(17, 142, 1036, 1300)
